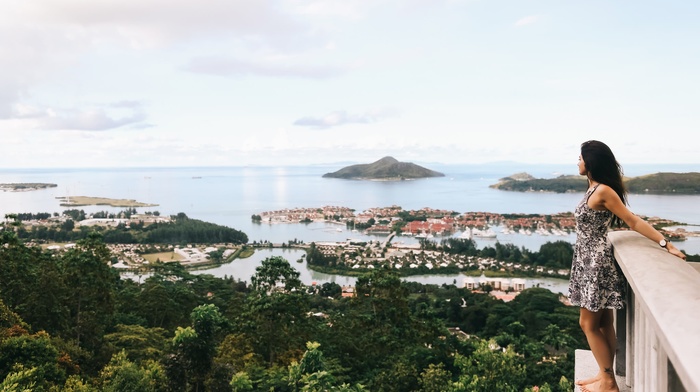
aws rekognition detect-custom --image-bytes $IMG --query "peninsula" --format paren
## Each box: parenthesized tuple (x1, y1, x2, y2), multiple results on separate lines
(322, 156, 445, 180)
(491, 172, 700, 195)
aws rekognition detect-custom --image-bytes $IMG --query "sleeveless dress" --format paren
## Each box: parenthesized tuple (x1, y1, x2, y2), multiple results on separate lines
(568, 184, 625, 311)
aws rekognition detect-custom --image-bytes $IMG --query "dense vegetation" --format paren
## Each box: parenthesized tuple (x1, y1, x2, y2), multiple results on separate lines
(0, 231, 582, 391)
(323, 156, 445, 180)
(625, 172, 700, 194)
(491, 176, 587, 193)
(9, 212, 248, 245)
(491, 172, 700, 194)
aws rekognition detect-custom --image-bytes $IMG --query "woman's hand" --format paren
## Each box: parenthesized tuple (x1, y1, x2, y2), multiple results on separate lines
(667, 244, 687, 260)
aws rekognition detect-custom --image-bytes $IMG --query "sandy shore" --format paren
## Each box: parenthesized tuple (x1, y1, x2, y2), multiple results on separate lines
(57, 196, 158, 207)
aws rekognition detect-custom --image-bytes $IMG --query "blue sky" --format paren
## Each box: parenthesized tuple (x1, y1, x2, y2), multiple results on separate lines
(1, 0, 699, 168)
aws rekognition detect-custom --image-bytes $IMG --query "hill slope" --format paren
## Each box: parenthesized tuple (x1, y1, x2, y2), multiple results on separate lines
(323, 157, 445, 180)
(491, 172, 700, 194)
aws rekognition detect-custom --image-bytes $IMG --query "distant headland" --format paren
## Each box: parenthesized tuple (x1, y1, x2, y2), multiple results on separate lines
(491, 172, 700, 195)
(0, 183, 57, 192)
(322, 156, 445, 180)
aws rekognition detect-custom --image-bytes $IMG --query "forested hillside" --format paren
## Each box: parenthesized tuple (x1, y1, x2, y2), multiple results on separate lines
(0, 231, 582, 391)
(491, 172, 700, 194)
(10, 212, 248, 245)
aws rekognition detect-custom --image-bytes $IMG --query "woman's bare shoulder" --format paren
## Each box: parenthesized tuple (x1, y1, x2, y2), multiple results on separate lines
(596, 183, 629, 213)
(596, 183, 616, 195)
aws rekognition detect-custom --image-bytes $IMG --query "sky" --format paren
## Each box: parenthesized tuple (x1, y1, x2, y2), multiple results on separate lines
(1, 0, 699, 168)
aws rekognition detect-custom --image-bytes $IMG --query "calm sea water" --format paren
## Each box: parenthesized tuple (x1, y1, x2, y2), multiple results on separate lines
(1, 163, 699, 258)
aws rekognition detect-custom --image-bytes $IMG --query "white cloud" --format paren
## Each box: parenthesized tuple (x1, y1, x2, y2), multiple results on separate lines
(0, 23, 83, 118)
(16, 0, 306, 48)
(293, 108, 400, 129)
(290, 0, 370, 19)
(42, 109, 146, 131)
(185, 56, 346, 78)
(11, 102, 148, 131)
(0, 0, 335, 141)
(0, 0, 316, 126)
(514, 15, 540, 27)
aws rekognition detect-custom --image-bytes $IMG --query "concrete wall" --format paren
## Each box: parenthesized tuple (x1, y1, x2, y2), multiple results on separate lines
(609, 231, 700, 392)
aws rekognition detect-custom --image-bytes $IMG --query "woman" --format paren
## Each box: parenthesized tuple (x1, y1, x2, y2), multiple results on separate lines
(569, 140, 686, 392)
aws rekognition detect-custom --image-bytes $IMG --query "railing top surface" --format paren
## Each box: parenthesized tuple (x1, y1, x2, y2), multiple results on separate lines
(609, 231, 700, 392)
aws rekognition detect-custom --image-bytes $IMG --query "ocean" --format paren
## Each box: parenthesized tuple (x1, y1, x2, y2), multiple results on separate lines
(2, 162, 699, 258)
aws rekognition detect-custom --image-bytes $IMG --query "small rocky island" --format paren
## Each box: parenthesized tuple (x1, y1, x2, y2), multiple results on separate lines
(491, 172, 700, 194)
(323, 156, 445, 180)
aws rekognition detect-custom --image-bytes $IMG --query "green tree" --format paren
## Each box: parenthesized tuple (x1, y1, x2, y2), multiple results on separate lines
(558, 376, 573, 392)
(288, 341, 327, 391)
(133, 263, 199, 330)
(452, 339, 527, 392)
(243, 257, 311, 366)
(318, 282, 342, 299)
(525, 383, 553, 392)
(98, 351, 167, 392)
(51, 375, 97, 392)
(534, 241, 573, 269)
(24, 257, 70, 337)
(541, 324, 576, 353)
(169, 305, 227, 392)
(213, 333, 262, 375)
(0, 332, 66, 389)
(288, 342, 365, 392)
(0, 298, 26, 332)
(327, 269, 439, 389)
(230, 372, 253, 392)
(0, 367, 37, 392)
(418, 363, 453, 392)
(62, 219, 75, 232)
(0, 232, 42, 317)
(60, 233, 118, 354)
(510, 288, 563, 337)
(104, 324, 169, 364)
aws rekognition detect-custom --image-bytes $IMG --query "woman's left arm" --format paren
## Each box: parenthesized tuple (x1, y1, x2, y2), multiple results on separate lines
(599, 186, 687, 260)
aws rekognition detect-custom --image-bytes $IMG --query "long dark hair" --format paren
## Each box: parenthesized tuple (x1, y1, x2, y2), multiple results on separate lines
(580, 140, 628, 227)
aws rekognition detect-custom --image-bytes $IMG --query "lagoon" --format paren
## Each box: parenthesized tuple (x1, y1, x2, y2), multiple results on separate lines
(185, 248, 572, 295)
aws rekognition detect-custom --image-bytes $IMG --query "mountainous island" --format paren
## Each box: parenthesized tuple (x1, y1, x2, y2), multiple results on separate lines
(322, 156, 445, 180)
(491, 172, 700, 194)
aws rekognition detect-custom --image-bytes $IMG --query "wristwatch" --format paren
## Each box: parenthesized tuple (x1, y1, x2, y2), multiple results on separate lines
(659, 239, 668, 248)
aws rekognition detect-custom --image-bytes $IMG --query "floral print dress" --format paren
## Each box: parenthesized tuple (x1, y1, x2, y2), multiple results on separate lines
(568, 184, 625, 311)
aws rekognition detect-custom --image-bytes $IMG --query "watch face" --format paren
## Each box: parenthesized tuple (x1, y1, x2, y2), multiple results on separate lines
(660, 239, 667, 247)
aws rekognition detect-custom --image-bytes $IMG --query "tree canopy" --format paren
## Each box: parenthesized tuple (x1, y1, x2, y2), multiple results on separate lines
(0, 233, 581, 391)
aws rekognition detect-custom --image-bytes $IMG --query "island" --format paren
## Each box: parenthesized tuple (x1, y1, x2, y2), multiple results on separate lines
(491, 172, 700, 195)
(56, 196, 159, 207)
(0, 183, 57, 192)
(322, 156, 445, 180)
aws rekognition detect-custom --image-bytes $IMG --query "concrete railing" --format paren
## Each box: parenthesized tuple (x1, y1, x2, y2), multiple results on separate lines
(610, 231, 700, 392)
